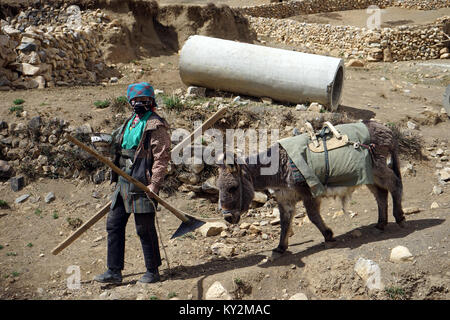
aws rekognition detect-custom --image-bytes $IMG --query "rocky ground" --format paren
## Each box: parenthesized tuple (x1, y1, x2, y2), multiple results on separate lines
(0, 0, 449, 301)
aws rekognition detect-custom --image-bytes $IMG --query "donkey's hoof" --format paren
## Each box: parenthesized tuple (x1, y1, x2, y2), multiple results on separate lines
(272, 247, 286, 254)
(324, 240, 337, 249)
(324, 229, 334, 242)
(270, 249, 286, 261)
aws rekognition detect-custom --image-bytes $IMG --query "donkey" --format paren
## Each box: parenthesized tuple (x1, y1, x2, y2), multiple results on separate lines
(217, 120, 406, 254)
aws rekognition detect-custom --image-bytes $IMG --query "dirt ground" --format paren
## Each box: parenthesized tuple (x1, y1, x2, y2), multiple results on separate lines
(290, 7, 450, 27)
(0, 2, 449, 301)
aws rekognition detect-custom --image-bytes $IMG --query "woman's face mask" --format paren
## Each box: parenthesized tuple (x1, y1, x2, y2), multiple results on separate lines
(131, 99, 153, 115)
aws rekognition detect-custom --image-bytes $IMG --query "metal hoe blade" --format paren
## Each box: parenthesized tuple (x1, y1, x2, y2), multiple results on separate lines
(171, 214, 206, 239)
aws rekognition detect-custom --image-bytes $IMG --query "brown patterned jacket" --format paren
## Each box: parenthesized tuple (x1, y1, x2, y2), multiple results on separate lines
(111, 112, 171, 213)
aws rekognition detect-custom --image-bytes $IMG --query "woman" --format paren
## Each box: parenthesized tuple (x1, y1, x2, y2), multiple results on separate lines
(94, 82, 171, 284)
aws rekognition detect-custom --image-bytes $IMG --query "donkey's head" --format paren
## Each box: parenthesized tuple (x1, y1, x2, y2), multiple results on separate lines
(217, 153, 255, 224)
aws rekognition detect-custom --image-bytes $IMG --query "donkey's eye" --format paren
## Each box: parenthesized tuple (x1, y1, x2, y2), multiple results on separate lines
(228, 186, 238, 193)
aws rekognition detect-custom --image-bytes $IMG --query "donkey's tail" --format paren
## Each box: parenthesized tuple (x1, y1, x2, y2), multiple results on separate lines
(391, 143, 402, 183)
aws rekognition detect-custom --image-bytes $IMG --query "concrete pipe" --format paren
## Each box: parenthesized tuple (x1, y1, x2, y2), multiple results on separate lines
(179, 35, 344, 111)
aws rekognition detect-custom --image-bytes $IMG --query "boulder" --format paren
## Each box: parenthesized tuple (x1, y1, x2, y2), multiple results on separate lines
(0, 161, 14, 179)
(34, 75, 45, 89)
(261, 97, 273, 104)
(28, 116, 42, 132)
(201, 177, 218, 194)
(383, 48, 393, 62)
(289, 293, 308, 300)
(354, 257, 384, 291)
(15, 194, 30, 204)
(205, 281, 232, 300)
(390, 246, 413, 263)
(308, 102, 323, 112)
(239, 222, 251, 230)
(16, 42, 37, 53)
(252, 192, 267, 204)
(198, 222, 228, 237)
(430, 202, 439, 209)
(210, 242, 235, 257)
(345, 59, 365, 67)
(189, 157, 204, 174)
(437, 168, 450, 181)
(18, 62, 41, 76)
(45, 192, 55, 203)
(432, 185, 443, 195)
(187, 86, 206, 97)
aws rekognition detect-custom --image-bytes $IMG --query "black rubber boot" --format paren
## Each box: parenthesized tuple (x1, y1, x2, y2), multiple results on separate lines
(138, 269, 160, 284)
(93, 269, 122, 284)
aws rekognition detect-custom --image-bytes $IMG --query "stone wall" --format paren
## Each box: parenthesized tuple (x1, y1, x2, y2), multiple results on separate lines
(0, 115, 110, 182)
(236, 0, 450, 19)
(0, 4, 112, 90)
(249, 15, 450, 62)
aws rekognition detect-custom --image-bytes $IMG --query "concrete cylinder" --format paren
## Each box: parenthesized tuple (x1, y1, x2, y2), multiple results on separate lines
(179, 35, 344, 111)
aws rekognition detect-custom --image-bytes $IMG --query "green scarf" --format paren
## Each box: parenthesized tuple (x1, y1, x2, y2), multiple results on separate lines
(121, 111, 152, 150)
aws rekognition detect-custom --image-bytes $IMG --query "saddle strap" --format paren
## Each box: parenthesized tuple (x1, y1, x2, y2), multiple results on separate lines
(319, 130, 330, 186)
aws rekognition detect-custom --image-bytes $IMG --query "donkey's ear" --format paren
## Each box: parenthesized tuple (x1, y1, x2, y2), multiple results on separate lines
(218, 151, 238, 172)
(216, 151, 226, 168)
(225, 163, 237, 173)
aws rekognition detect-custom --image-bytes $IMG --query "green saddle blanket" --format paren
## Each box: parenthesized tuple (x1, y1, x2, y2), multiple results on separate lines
(278, 122, 374, 198)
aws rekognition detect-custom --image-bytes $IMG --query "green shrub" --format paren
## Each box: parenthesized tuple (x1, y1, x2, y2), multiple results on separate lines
(94, 100, 111, 109)
(385, 286, 406, 300)
(111, 96, 128, 113)
(13, 98, 25, 105)
(0, 200, 9, 209)
(9, 105, 24, 115)
(162, 94, 183, 111)
(67, 217, 83, 229)
(167, 292, 177, 299)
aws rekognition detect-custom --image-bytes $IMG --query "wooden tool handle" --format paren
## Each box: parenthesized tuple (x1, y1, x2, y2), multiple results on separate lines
(66, 134, 191, 223)
(52, 107, 229, 255)
(171, 106, 228, 155)
(51, 202, 111, 255)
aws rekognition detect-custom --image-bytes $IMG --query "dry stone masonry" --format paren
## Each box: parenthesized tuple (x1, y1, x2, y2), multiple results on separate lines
(0, 115, 107, 183)
(248, 16, 449, 62)
(0, 3, 112, 90)
(237, 0, 449, 62)
(237, 0, 450, 19)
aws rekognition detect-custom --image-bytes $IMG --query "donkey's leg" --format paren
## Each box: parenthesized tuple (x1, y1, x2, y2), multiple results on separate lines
(273, 198, 296, 254)
(367, 184, 389, 230)
(303, 195, 335, 242)
(388, 176, 406, 227)
(372, 163, 406, 227)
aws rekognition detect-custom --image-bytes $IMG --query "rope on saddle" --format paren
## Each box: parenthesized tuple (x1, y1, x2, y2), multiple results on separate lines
(318, 128, 330, 186)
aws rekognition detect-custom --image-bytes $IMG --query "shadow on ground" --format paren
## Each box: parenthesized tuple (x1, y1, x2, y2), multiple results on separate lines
(156, 218, 444, 280)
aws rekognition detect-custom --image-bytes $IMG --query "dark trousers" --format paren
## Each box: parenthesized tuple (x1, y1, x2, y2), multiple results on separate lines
(106, 194, 162, 272)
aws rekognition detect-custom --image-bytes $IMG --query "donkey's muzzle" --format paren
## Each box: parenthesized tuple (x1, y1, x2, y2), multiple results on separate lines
(222, 210, 240, 224)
